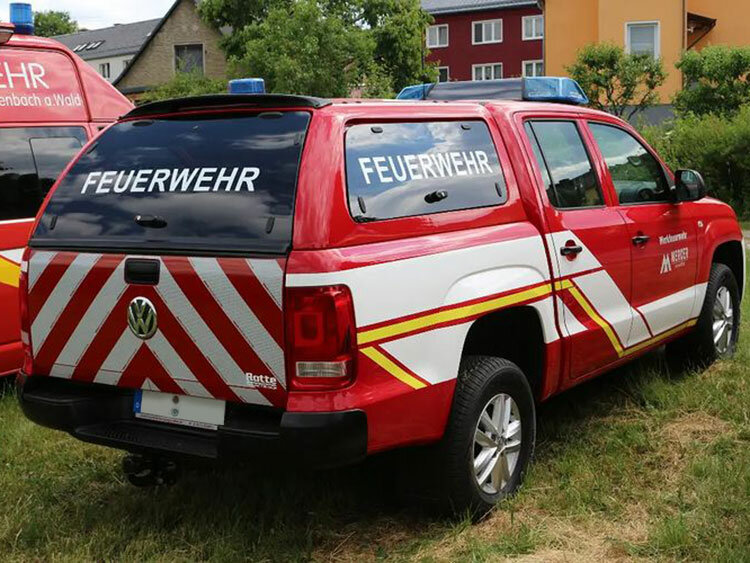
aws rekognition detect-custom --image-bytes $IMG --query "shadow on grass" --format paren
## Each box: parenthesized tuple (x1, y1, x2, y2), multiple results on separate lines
(1, 348, 702, 559)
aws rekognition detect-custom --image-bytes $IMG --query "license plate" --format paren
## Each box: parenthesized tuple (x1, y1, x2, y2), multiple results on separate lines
(133, 390, 226, 430)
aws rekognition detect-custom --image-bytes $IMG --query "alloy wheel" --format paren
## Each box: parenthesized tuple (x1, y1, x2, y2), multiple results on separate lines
(473, 393, 522, 495)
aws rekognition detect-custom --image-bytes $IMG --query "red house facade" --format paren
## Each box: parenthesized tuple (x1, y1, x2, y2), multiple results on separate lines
(422, 0, 544, 82)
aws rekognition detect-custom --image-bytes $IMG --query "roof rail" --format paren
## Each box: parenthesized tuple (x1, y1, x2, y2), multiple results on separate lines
(125, 93, 331, 119)
(396, 77, 589, 106)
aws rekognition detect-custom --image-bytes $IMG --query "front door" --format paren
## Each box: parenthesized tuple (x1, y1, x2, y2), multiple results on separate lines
(587, 122, 698, 342)
(523, 119, 637, 379)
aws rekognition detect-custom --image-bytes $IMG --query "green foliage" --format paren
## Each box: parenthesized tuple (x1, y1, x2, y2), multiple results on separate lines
(140, 71, 228, 104)
(34, 10, 78, 37)
(641, 106, 750, 216)
(200, 0, 436, 98)
(674, 46, 750, 117)
(567, 42, 667, 119)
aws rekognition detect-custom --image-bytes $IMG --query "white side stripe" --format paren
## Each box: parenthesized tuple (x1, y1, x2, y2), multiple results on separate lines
(28, 251, 57, 291)
(247, 258, 283, 306)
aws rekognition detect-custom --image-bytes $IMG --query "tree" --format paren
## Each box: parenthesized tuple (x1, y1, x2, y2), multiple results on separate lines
(199, 0, 436, 98)
(34, 10, 78, 37)
(674, 46, 750, 117)
(567, 43, 667, 120)
(140, 71, 228, 104)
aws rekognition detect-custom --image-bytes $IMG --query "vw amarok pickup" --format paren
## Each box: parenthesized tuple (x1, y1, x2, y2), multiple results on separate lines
(17, 80, 744, 514)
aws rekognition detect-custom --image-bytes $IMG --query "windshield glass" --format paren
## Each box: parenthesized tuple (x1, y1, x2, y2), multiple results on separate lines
(32, 111, 311, 254)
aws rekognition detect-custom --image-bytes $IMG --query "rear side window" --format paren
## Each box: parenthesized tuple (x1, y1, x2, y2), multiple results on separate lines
(32, 112, 311, 254)
(345, 121, 506, 221)
(525, 120, 603, 209)
(0, 127, 87, 221)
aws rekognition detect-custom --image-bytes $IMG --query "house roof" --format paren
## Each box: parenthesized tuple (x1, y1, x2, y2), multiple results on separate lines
(53, 19, 161, 61)
(421, 0, 539, 14)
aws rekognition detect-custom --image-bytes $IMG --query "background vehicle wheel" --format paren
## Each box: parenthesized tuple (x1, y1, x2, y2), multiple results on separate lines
(431, 356, 536, 517)
(668, 263, 740, 367)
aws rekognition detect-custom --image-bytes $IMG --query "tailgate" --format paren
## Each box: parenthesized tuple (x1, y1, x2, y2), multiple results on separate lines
(27, 251, 287, 408)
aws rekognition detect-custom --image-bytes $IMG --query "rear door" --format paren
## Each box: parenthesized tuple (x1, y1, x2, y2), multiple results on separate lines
(27, 110, 312, 408)
(0, 126, 87, 374)
(586, 122, 698, 338)
(522, 118, 638, 379)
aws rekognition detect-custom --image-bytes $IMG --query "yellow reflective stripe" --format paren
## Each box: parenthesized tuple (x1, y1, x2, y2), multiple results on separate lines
(361, 347, 427, 390)
(621, 319, 697, 357)
(0, 257, 20, 289)
(566, 284, 625, 356)
(357, 283, 553, 346)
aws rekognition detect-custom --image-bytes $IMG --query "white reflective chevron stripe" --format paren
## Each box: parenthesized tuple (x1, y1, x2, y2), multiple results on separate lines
(93, 329, 140, 385)
(247, 258, 283, 306)
(156, 264, 270, 405)
(55, 261, 128, 367)
(191, 257, 285, 387)
(31, 253, 100, 351)
(146, 332, 212, 399)
(0, 248, 23, 264)
(28, 250, 57, 291)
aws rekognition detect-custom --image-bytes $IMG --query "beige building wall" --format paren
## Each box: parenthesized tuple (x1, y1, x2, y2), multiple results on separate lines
(688, 0, 750, 49)
(544, 0, 599, 80)
(117, 0, 227, 91)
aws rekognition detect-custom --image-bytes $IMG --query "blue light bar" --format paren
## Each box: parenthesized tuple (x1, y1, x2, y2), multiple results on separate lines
(396, 77, 589, 106)
(522, 77, 589, 105)
(228, 78, 266, 94)
(9, 3, 33, 36)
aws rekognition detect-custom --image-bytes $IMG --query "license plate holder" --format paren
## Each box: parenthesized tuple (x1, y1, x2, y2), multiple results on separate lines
(133, 390, 226, 431)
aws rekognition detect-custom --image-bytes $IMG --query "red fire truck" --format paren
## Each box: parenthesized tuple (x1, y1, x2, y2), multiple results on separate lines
(0, 21, 133, 376)
(15, 79, 745, 514)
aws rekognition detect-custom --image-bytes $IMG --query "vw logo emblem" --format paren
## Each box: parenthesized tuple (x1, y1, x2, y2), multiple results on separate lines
(127, 297, 158, 340)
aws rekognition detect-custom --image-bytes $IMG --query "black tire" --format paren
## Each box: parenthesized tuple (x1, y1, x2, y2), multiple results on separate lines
(667, 263, 741, 367)
(424, 356, 536, 517)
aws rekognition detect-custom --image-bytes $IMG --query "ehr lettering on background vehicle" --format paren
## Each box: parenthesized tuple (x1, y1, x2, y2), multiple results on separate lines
(0, 19, 133, 377)
(17, 78, 744, 515)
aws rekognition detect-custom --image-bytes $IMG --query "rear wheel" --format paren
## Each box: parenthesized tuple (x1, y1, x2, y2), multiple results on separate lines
(430, 356, 536, 517)
(668, 263, 740, 367)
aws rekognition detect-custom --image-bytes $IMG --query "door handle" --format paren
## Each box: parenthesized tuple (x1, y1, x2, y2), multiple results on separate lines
(560, 245, 583, 257)
(632, 234, 650, 246)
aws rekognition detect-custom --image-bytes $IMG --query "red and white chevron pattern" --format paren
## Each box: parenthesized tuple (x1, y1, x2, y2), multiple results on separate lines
(27, 251, 287, 407)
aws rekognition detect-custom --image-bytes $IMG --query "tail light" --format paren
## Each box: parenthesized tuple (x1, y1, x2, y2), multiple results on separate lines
(18, 247, 33, 375)
(285, 285, 357, 391)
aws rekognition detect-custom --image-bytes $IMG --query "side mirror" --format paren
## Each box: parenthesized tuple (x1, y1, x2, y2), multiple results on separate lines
(673, 169, 707, 202)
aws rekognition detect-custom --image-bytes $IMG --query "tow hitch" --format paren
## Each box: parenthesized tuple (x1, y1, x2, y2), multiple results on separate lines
(122, 453, 179, 487)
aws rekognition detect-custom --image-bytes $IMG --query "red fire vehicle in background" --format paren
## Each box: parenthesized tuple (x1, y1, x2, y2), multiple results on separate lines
(0, 20, 133, 376)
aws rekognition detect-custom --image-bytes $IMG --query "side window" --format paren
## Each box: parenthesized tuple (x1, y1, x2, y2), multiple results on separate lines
(345, 121, 506, 221)
(525, 120, 604, 209)
(0, 127, 87, 221)
(589, 123, 670, 204)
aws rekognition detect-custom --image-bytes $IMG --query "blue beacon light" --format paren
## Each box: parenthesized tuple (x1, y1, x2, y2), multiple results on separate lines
(228, 78, 266, 94)
(9, 3, 34, 36)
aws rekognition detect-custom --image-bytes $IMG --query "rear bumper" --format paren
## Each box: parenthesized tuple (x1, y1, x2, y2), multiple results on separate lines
(17, 374, 367, 469)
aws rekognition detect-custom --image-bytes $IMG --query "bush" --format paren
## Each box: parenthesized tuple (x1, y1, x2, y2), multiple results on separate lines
(674, 46, 750, 117)
(641, 106, 750, 217)
(567, 42, 667, 120)
(140, 72, 228, 104)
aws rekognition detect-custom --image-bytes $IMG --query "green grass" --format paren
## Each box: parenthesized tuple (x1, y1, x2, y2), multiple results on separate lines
(1, 300, 749, 561)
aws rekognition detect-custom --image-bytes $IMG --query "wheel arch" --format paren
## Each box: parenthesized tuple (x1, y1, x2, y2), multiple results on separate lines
(460, 305, 547, 401)
(711, 239, 745, 301)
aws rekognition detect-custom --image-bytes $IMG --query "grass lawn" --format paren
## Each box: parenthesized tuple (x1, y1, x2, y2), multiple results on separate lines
(1, 301, 749, 561)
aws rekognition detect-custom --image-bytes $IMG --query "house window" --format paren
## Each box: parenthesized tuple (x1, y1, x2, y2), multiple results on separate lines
(427, 24, 449, 48)
(473, 63, 503, 81)
(523, 60, 544, 77)
(626, 22, 660, 58)
(99, 62, 110, 79)
(473, 19, 503, 45)
(438, 67, 450, 82)
(174, 44, 205, 74)
(522, 15, 544, 40)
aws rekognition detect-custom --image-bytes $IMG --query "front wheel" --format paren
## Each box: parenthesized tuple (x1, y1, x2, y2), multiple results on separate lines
(668, 262, 740, 367)
(432, 356, 536, 517)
